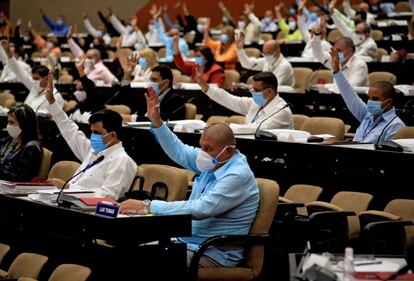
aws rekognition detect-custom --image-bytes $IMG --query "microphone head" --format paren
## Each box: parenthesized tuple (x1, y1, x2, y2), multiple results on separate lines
(96, 155, 105, 163)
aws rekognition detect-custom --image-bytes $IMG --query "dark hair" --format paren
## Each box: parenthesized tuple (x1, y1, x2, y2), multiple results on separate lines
(152, 66, 173, 88)
(89, 109, 123, 138)
(355, 10, 367, 22)
(371, 81, 396, 102)
(8, 104, 39, 144)
(198, 46, 215, 71)
(13, 45, 25, 58)
(32, 65, 50, 78)
(336, 36, 356, 52)
(252, 72, 279, 93)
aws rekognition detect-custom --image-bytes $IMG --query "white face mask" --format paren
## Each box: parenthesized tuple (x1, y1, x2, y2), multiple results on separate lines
(7, 124, 21, 139)
(352, 33, 366, 45)
(74, 90, 87, 102)
(197, 24, 205, 33)
(264, 54, 275, 64)
(32, 79, 41, 88)
(84, 58, 95, 69)
(196, 145, 235, 172)
(238, 21, 246, 30)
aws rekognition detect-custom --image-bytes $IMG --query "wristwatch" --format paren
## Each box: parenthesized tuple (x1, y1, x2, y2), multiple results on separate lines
(142, 199, 151, 214)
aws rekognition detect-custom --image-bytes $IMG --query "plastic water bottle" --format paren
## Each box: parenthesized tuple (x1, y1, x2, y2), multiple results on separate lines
(343, 247, 355, 281)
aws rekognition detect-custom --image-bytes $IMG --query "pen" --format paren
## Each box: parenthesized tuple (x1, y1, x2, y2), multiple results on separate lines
(355, 261, 383, 266)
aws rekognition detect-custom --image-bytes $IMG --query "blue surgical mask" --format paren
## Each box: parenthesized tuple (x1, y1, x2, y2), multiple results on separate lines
(220, 34, 229, 43)
(288, 21, 296, 30)
(338, 52, 346, 63)
(194, 56, 205, 65)
(90, 133, 107, 153)
(371, 5, 379, 12)
(252, 92, 266, 106)
(367, 100, 383, 116)
(139, 57, 148, 69)
(149, 82, 161, 95)
(289, 7, 297, 15)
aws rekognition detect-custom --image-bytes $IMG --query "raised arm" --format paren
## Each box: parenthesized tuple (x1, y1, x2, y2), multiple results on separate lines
(172, 35, 193, 75)
(108, 7, 128, 35)
(83, 12, 103, 38)
(218, 1, 235, 27)
(236, 31, 262, 70)
(39, 8, 56, 30)
(67, 26, 84, 59)
(330, 11, 353, 37)
(297, 0, 311, 43)
(342, 0, 357, 18)
(310, 20, 331, 68)
(331, 47, 367, 121)
(2, 40, 34, 89)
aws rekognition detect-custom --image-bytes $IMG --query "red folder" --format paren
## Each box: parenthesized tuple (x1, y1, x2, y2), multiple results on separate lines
(79, 197, 117, 206)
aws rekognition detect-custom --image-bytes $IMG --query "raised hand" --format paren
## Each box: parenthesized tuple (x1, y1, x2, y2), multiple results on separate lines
(107, 6, 113, 16)
(172, 35, 180, 54)
(82, 11, 88, 19)
(45, 73, 55, 104)
(16, 18, 22, 27)
(1, 40, 12, 58)
(38, 8, 45, 15)
(244, 3, 252, 15)
(66, 25, 74, 39)
(145, 86, 162, 127)
(329, 47, 340, 73)
(123, 53, 139, 76)
(218, 1, 226, 11)
(149, 4, 157, 16)
(298, 0, 308, 16)
(75, 54, 86, 76)
(235, 31, 245, 49)
(28, 20, 33, 30)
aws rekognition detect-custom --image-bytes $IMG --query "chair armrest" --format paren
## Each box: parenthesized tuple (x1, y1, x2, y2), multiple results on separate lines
(309, 210, 356, 220)
(279, 196, 293, 203)
(306, 201, 343, 213)
(359, 210, 401, 221)
(188, 234, 270, 281)
(275, 202, 306, 220)
(364, 220, 414, 232)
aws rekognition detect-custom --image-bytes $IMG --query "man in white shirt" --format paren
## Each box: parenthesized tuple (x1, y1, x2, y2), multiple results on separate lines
(67, 34, 117, 85)
(330, 13, 378, 62)
(1, 41, 65, 112)
(240, 3, 262, 44)
(0, 43, 31, 82)
(82, 12, 112, 46)
(310, 26, 369, 87)
(297, 0, 331, 59)
(236, 32, 295, 87)
(197, 66, 293, 130)
(108, 8, 147, 50)
(45, 74, 137, 200)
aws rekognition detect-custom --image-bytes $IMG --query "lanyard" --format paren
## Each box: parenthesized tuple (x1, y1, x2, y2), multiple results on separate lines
(251, 108, 263, 123)
(198, 174, 215, 198)
(0, 141, 19, 165)
(362, 116, 383, 140)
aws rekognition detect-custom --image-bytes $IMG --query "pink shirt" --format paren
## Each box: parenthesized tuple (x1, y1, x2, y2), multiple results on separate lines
(85, 61, 117, 85)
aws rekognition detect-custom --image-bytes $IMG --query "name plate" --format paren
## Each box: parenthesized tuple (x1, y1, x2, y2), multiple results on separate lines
(95, 202, 119, 218)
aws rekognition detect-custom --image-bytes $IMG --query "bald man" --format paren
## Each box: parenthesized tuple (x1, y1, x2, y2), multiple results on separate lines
(120, 87, 259, 268)
(236, 31, 295, 86)
(68, 34, 118, 85)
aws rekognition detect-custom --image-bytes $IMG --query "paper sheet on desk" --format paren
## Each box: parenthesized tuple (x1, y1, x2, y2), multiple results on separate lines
(323, 84, 369, 94)
(354, 260, 402, 272)
(70, 109, 91, 123)
(392, 139, 414, 152)
(172, 120, 207, 132)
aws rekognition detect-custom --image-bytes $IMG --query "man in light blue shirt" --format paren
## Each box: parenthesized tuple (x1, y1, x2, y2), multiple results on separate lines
(331, 47, 405, 143)
(120, 88, 259, 268)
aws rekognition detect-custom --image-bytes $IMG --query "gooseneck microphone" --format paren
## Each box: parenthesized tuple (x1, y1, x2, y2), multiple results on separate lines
(166, 96, 195, 126)
(56, 155, 105, 207)
(254, 103, 290, 140)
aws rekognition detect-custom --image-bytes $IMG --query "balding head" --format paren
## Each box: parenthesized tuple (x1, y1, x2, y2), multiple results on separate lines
(86, 48, 101, 62)
(203, 123, 236, 147)
(263, 40, 280, 54)
(198, 123, 237, 171)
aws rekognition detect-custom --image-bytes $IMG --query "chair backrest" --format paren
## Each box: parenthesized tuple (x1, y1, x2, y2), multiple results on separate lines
(283, 184, 323, 204)
(48, 161, 81, 182)
(224, 70, 240, 89)
(293, 67, 313, 92)
(384, 199, 414, 247)
(245, 178, 279, 274)
(105, 104, 131, 115)
(0, 92, 16, 109)
(49, 264, 91, 281)
(8, 253, 48, 279)
(185, 103, 197, 119)
(327, 29, 343, 42)
(376, 48, 388, 62)
(243, 47, 261, 58)
(176, 74, 192, 83)
(139, 164, 188, 201)
(38, 148, 53, 179)
(393, 127, 414, 139)
(396, 1, 411, 12)
(109, 36, 119, 48)
(63, 100, 78, 113)
(368, 71, 396, 86)
(0, 243, 10, 265)
(300, 117, 345, 141)
(309, 69, 333, 85)
(292, 114, 310, 130)
(260, 33, 273, 42)
(228, 115, 246, 124)
(206, 115, 230, 126)
(331, 191, 373, 238)
(371, 29, 383, 41)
